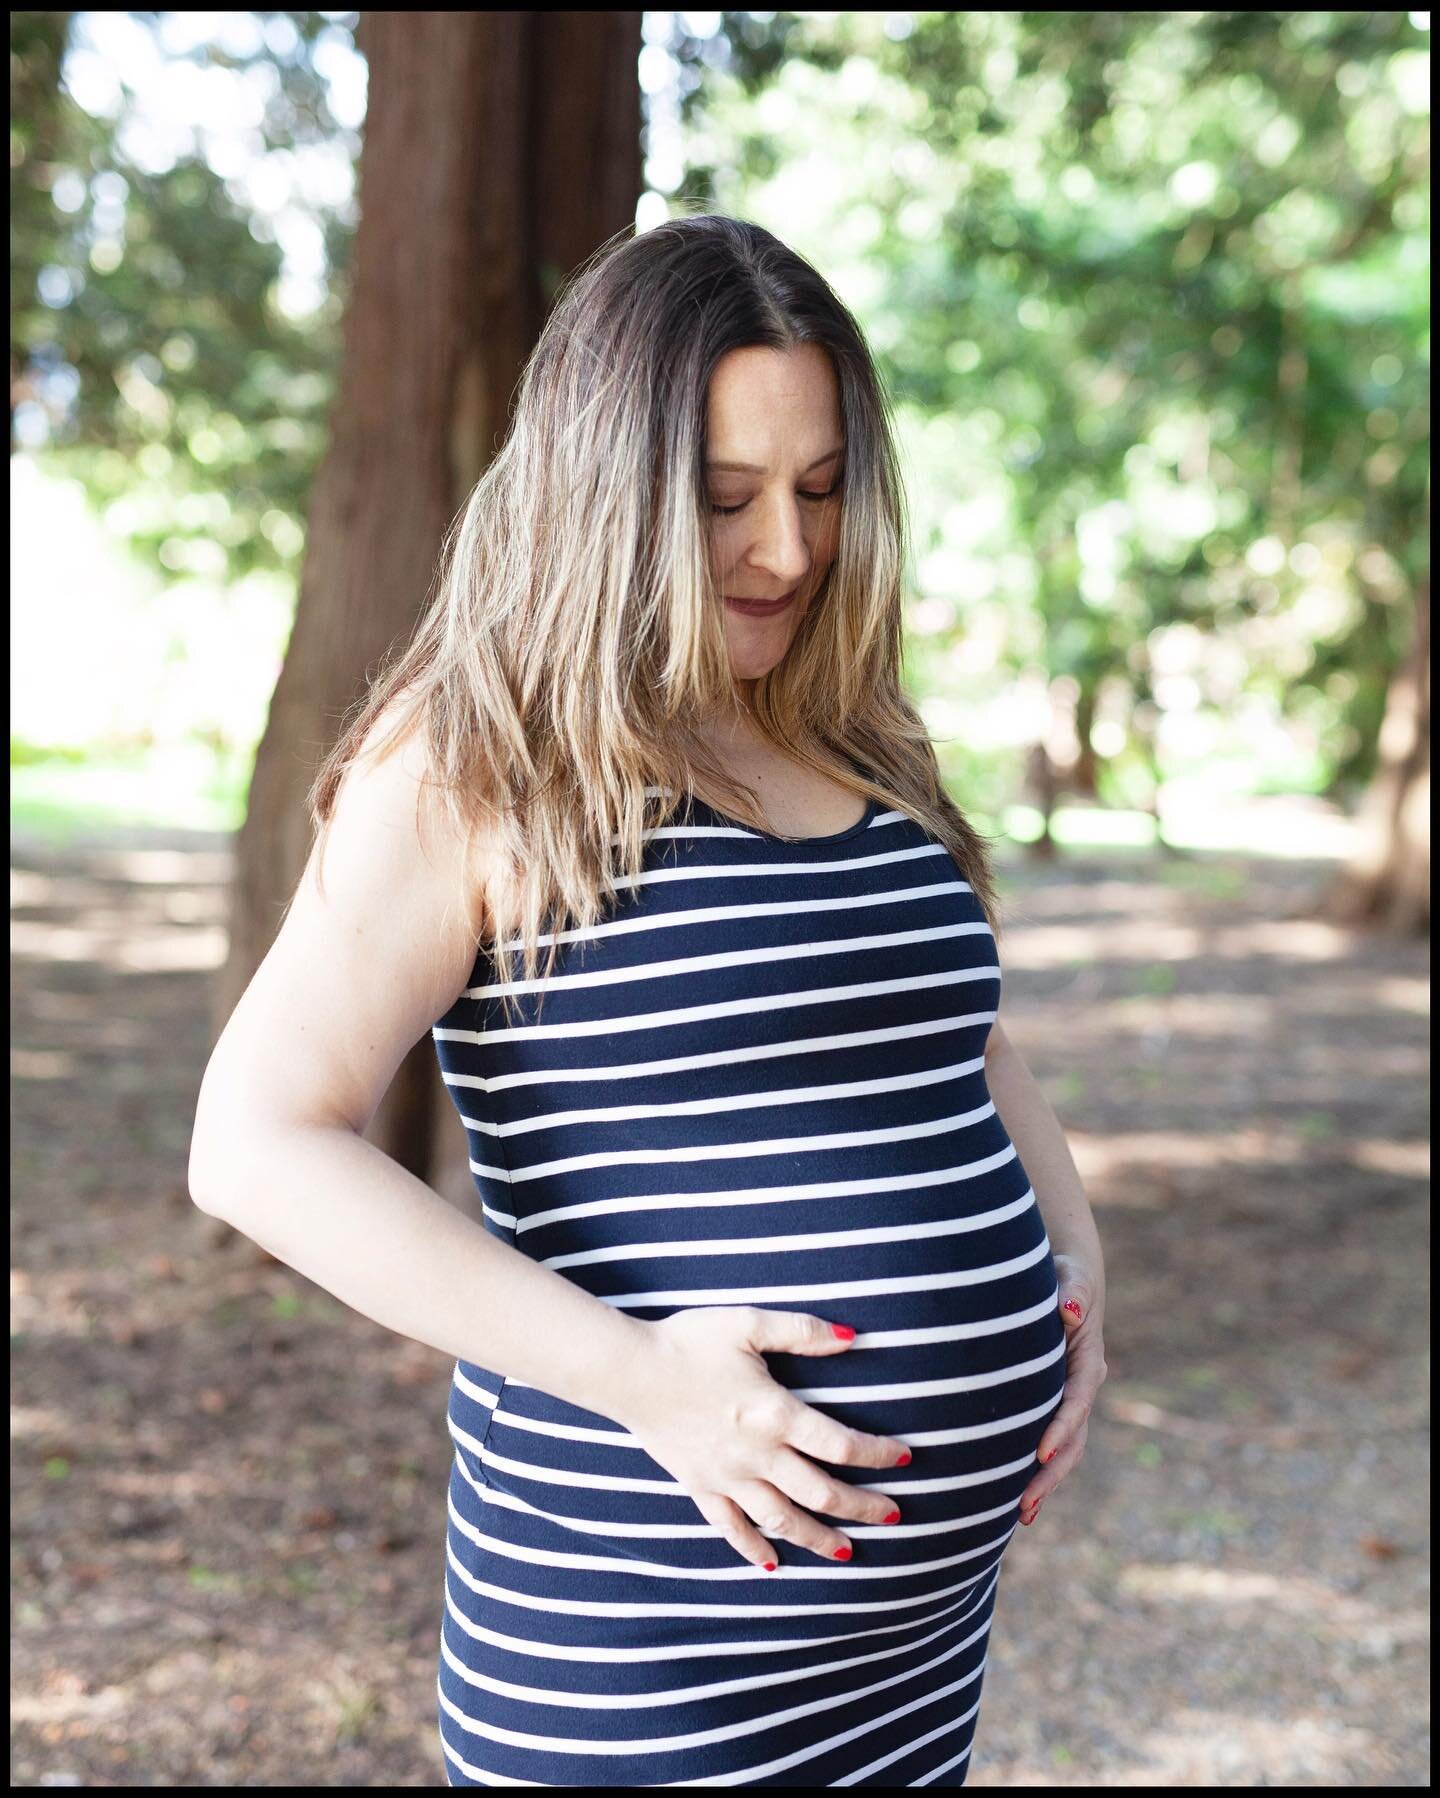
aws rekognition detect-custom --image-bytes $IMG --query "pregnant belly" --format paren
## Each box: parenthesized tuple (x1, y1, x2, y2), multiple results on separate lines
(447, 1181, 1067, 1593)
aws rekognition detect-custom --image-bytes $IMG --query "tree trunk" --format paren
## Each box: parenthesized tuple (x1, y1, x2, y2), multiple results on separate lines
(1319, 576, 1430, 936)
(215, 12, 643, 1198)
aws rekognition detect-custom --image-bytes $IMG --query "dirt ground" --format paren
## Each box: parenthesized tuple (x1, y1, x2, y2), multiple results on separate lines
(10, 819, 1430, 1788)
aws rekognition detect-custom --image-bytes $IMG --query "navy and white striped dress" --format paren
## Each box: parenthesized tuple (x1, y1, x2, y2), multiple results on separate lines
(429, 776, 1067, 1787)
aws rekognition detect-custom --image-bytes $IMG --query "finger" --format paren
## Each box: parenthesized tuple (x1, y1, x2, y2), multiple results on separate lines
(744, 1307, 862, 1358)
(768, 1444, 902, 1529)
(731, 1480, 854, 1563)
(698, 1492, 782, 1572)
(1037, 1340, 1106, 1463)
(1036, 1387, 1094, 1467)
(1051, 1256, 1095, 1326)
(783, 1396, 911, 1472)
(1019, 1429, 1087, 1513)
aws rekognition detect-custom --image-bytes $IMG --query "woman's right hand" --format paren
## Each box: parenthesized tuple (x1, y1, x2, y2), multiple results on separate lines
(612, 1305, 912, 1570)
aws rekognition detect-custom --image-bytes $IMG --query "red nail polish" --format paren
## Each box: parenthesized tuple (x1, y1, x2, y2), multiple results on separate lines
(831, 1323, 856, 1341)
(882, 1510, 900, 1524)
(1041, 1449, 1055, 1464)
(1063, 1301, 1082, 1320)
(762, 1561, 777, 1572)
(894, 1450, 912, 1467)
(833, 1546, 853, 1561)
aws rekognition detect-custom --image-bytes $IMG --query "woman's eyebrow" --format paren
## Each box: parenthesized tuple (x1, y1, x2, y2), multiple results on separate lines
(705, 446, 844, 474)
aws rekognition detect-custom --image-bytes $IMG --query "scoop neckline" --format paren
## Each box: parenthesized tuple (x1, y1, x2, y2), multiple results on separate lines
(693, 790, 878, 846)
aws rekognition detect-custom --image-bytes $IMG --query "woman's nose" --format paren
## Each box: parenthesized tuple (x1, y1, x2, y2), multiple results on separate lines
(743, 496, 812, 585)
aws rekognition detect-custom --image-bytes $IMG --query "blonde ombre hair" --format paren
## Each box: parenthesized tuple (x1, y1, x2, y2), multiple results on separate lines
(308, 211, 1004, 1022)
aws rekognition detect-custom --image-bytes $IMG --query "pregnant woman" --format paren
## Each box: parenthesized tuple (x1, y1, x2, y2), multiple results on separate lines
(190, 212, 1107, 1786)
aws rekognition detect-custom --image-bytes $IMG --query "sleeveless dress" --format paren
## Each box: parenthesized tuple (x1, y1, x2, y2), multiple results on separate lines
(429, 778, 1067, 1788)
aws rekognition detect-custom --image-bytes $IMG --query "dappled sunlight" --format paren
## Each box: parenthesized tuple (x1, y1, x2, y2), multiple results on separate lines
(102, 1466, 227, 1503)
(1119, 1709, 1380, 1785)
(1066, 1126, 1428, 1189)
(12, 851, 231, 977)
(1344, 1137, 1428, 1177)
(1209, 918, 1367, 962)
(11, 918, 227, 973)
(86, 848, 233, 887)
(10, 1403, 73, 1440)
(1372, 974, 1429, 1015)
(1002, 911, 1365, 973)
(11, 1681, 130, 1728)
(1000, 920, 1208, 970)
(1119, 1561, 1390, 1622)
(11, 1047, 77, 1080)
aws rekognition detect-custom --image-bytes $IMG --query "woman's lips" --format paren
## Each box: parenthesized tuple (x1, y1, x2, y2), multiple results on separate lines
(723, 587, 799, 617)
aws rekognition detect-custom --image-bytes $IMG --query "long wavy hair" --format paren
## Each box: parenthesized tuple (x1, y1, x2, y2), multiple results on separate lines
(307, 211, 1005, 1022)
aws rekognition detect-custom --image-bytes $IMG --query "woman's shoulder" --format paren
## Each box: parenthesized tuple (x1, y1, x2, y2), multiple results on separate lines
(329, 694, 501, 946)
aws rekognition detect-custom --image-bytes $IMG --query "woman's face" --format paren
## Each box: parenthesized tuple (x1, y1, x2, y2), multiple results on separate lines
(705, 343, 844, 686)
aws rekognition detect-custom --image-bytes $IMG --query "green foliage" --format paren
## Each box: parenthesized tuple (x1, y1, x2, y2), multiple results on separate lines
(10, 11, 356, 585)
(658, 10, 1429, 815)
(8, 10, 1429, 835)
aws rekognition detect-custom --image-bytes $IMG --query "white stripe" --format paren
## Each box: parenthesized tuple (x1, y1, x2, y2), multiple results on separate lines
(439, 1567, 991, 1710)
(452, 1365, 504, 1410)
(912, 1734, 978, 1786)
(476, 918, 990, 1001)
(603, 801, 910, 850)
(475, 1380, 1066, 1487)
(435, 1589, 994, 1759)
(454, 1445, 1042, 1531)
(537, 1185, 1034, 1271)
(443, 1526, 1006, 1621)
(439, 1725, 545, 1786)
(441, 1007, 996, 1094)
(460, 1051, 988, 1140)
(786, 1335, 1066, 1404)
(518, 1141, 1018, 1234)
(677, 1655, 989, 1787)
(452, 1449, 1042, 1549)
(438, 960, 1000, 1046)
(488, 872, 963, 958)
(609, 840, 949, 893)
(497, 1097, 998, 1183)
(436, 1620, 985, 1788)
(838, 1700, 979, 1787)
(442, 1540, 996, 1662)
(597, 1235, 1058, 1317)
(470, 1290, 1057, 1418)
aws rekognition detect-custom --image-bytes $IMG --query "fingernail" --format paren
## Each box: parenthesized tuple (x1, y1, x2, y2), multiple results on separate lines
(833, 1545, 853, 1561)
(1063, 1301, 1082, 1321)
(1041, 1448, 1056, 1464)
(763, 1561, 777, 1572)
(882, 1510, 900, 1524)
(894, 1450, 912, 1466)
(831, 1323, 856, 1341)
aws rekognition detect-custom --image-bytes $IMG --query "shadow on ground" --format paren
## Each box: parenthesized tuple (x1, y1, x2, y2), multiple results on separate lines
(10, 823, 1430, 1787)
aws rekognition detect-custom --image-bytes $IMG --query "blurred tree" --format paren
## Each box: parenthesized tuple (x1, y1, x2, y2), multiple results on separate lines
(665, 10, 1428, 911)
(218, 11, 643, 1188)
(1319, 570, 1429, 933)
(10, 10, 352, 582)
(10, 12, 1427, 947)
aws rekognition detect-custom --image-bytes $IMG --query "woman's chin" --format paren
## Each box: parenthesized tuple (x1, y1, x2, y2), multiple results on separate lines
(724, 612, 806, 682)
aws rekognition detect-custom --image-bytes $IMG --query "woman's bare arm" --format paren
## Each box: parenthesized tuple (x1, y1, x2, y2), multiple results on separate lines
(187, 715, 654, 1417)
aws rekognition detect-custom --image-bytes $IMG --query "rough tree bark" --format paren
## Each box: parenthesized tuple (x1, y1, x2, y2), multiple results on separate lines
(1319, 575, 1430, 937)
(215, 12, 643, 1199)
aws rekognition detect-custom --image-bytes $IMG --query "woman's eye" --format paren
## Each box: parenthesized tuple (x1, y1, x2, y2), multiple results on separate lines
(709, 483, 843, 517)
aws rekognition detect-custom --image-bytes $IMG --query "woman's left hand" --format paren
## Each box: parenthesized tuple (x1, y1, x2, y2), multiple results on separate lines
(1019, 1253, 1107, 1527)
